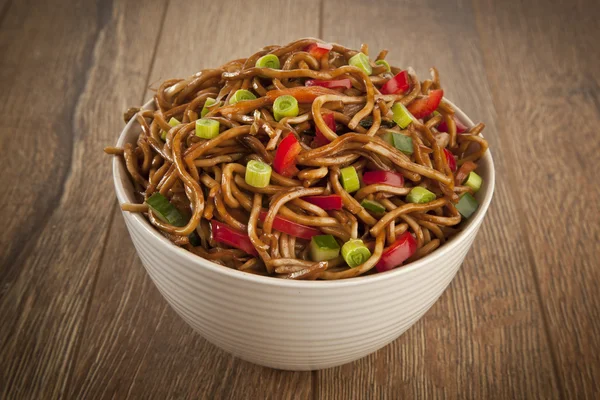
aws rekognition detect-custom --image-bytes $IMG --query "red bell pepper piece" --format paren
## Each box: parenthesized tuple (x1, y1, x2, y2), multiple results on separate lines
(265, 86, 340, 103)
(211, 220, 258, 256)
(258, 211, 321, 240)
(407, 89, 444, 119)
(305, 79, 352, 89)
(304, 42, 332, 58)
(380, 70, 410, 95)
(454, 161, 477, 186)
(444, 148, 457, 172)
(375, 231, 417, 272)
(437, 114, 468, 134)
(362, 171, 405, 188)
(302, 195, 343, 210)
(313, 112, 336, 147)
(273, 134, 302, 177)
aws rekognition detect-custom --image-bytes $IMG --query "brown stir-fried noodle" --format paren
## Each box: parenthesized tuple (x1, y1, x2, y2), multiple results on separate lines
(107, 38, 488, 280)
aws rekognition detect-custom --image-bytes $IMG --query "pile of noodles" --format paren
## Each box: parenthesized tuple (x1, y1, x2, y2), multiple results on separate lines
(106, 38, 488, 280)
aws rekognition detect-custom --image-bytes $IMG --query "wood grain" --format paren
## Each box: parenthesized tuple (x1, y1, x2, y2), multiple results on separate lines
(1, 0, 599, 398)
(68, 0, 319, 398)
(317, 0, 559, 398)
(0, 0, 11, 26)
(69, 208, 312, 400)
(473, 0, 600, 398)
(0, 0, 167, 397)
(144, 0, 323, 89)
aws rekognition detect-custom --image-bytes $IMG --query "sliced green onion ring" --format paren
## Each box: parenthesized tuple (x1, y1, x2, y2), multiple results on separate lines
(161, 117, 181, 141)
(195, 118, 220, 139)
(229, 89, 257, 105)
(361, 199, 386, 214)
(273, 95, 299, 121)
(310, 234, 340, 261)
(464, 171, 483, 193)
(341, 239, 372, 268)
(201, 97, 218, 118)
(349, 52, 372, 75)
(146, 193, 187, 226)
(375, 59, 391, 72)
(245, 160, 272, 188)
(256, 54, 280, 69)
(340, 166, 360, 193)
(392, 103, 414, 129)
(146, 193, 200, 246)
(383, 131, 413, 154)
(456, 193, 479, 219)
(406, 187, 436, 204)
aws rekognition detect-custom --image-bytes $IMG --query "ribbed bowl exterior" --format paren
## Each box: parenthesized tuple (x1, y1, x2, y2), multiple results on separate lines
(113, 99, 494, 371)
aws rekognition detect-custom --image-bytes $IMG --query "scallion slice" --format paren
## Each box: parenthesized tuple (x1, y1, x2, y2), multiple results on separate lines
(310, 234, 340, 261)
(456, 193, 479, 219)
(361, 199, 386, 214)
(256, 54, 280, 69)
(375, 59, 391, 72)
(349, 52, 372, 75)
(245, 160, 272, 188)
(188, 231, 201, 246)
(392, 103, 414, 129)
(342, 239, 372, 268)
(464, 171, 483, 193)
(273, 95, 299, 121)
(161, 117, 181, 141)
(383, 131, 413, 154)
(406, 187, 436, 204)
(201, 97, 218, 118)
(145, 192, 187, 227)
(229, 89, 256, 104)
(340, 166, 360, 193)
(195, 118, 220, 139)
(145, 185, 202, 247)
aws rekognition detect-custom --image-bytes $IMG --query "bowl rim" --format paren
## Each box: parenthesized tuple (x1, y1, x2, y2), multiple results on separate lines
(113, 98, 495, 288)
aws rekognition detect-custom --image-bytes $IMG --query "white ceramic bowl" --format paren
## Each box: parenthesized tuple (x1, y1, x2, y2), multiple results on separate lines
(113, 99, 495, 370)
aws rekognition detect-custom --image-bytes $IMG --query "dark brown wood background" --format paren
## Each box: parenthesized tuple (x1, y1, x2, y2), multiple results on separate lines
(1, 0, 599, 398)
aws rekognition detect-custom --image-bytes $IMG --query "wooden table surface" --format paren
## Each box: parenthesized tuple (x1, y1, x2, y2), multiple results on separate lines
(1, 0, 599, 398)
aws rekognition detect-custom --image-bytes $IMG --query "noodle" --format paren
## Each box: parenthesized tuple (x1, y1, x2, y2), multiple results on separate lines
(106, 38, 489, 280)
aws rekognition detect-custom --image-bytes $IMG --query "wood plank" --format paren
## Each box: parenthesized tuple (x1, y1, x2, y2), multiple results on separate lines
(68, 0, 319, 398)
(473, 0, 600, 398)
(0, 0, 11, 27)
(143, 0, 321, 88)
(70, 208, 311, 399)
(317, 0, 559, 398)
(0, 0, 167, 398)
